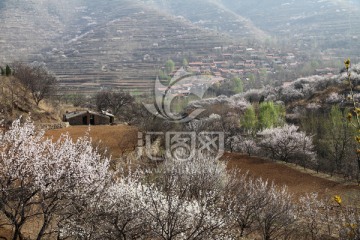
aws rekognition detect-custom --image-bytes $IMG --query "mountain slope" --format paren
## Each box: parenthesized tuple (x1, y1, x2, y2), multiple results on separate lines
(149, 0, 360, 56)
(0, 0, 232, 93)
(1, 0, 360, 94)
(147, 0, 269, 39)
(219, 0, 360, 55)
(43, 0, 232, 93)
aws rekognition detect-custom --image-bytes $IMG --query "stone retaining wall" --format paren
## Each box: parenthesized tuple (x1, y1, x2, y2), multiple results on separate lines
(36, 122, 70, 131)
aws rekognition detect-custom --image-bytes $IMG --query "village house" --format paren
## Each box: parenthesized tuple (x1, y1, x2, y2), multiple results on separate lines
(63, 110, 115, 126)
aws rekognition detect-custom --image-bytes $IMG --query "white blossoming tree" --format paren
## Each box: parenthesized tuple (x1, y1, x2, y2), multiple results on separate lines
(298, 193, 327, 240)
(227, 136, 259, 156)
(0, 118, 112, 240)
(255, 185, 296, 240)
(225, 171, 296, 239)
(258, 124, 316, 166)
(141, 156, 229, 239)
(62, 174, 150, 239)
(68, 155, 230, 240)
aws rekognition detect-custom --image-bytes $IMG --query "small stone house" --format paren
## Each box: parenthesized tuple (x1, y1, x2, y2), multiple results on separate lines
(63, 110, 115, 126)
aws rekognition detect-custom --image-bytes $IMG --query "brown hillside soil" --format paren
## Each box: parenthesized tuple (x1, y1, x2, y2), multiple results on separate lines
(45, 125, 139, 159)
(224, 152, 360, 203)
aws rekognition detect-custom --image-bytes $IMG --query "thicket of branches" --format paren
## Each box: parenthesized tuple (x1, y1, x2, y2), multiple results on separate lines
(12, 62, 57, 106)
(94, 90, 135, 116)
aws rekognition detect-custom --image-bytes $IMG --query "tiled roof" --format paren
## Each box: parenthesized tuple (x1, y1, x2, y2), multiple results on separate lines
(64, 110, 111, 119)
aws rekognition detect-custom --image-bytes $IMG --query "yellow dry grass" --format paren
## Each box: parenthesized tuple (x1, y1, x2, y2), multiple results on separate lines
(45, 124, 139, 159)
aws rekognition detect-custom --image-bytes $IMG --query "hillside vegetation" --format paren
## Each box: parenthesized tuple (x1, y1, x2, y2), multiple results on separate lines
(0, 75, 62, 125)
(1, 62, 360, 239)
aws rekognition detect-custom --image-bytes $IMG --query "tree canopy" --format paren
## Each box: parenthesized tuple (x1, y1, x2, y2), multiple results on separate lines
(12, 62, 57, 105)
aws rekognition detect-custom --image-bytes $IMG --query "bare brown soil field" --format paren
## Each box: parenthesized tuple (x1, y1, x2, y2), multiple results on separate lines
(44, 124, 139, 159)
(224, 152, 360, 204)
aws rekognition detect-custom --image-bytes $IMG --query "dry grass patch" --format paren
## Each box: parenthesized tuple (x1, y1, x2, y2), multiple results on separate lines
(45, 125, 139, 159)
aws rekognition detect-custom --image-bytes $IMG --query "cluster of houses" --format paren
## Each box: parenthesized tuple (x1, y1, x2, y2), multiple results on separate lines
(158, 70, 225, 97)
(153, 45, 304, 97)
(188, 46, 292, 77)
(184, 45, 338, 80)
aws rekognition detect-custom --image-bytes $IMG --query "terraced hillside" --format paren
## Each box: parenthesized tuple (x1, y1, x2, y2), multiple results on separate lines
(146, 0, 269, 39)
(0, 0, 66, 63)
(42, 2, 232, 94)
(1, 0, 360, 94)
(0, 0, 233, 94)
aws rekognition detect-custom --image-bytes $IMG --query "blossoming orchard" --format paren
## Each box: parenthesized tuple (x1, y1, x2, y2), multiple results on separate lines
(0, 119, 359, 239)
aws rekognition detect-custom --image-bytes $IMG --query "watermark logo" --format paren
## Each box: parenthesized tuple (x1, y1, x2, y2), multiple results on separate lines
(166, 132, 197, 162)
(143, 67, 222, 123)
(140, 68, 225, 161)
(138, 131, 224, 162)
